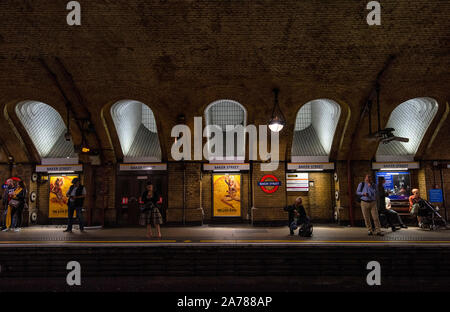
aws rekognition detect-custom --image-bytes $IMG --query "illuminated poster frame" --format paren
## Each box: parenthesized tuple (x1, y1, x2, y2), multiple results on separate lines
(212, 173, 242, 218)
(375, 171, 411, 200)
(49, 174, 79, 218)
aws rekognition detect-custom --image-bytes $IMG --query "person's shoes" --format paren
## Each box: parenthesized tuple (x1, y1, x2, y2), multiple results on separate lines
(2, 228, 9, 232)
(14, 228, 20, 232)
(391, 226, 398, 232)
(289, 231, 294, 236)
(368, 231, 373, 236)
(63, 229, 72, 233)
(376, 232, 384, 236)
(400, 224, 408, 229)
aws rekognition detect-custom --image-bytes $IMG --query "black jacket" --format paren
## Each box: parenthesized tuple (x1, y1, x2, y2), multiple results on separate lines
(67, 185, 85, 207)
(141, 190, 159, 211)
(284, 204, 307, 224)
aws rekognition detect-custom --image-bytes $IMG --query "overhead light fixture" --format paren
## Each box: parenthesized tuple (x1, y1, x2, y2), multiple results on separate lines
(268, 88, 286, 132)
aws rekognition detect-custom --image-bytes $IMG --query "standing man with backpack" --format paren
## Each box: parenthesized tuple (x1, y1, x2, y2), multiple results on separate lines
(356, 174, 384, 236)
(64, 178, 86, 233)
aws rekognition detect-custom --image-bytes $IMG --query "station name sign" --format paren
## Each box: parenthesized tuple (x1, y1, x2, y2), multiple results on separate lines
(119, 163, 167, 171)
(372, 162, 419, 170)
(287, 163, 334, 171)
(203, 163, 250, 171)
(36, 165, 83, 172)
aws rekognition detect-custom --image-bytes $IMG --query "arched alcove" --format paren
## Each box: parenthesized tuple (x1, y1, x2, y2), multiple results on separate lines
(15, 101, 77, 164)
(376, 97, 439, 162)
(110, 100, 161, 163)
(204, 99, 247, 161)
(291, 99, 341, 162)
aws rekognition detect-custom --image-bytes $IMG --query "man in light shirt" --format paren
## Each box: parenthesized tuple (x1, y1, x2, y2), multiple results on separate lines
(356, 174, 383, 236)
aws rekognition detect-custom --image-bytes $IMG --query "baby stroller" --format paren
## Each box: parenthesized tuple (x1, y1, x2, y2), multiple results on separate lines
(416, 199, 448, 230)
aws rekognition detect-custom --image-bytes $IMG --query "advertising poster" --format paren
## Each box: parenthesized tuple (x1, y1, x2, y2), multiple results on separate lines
(49, 175, 79, 218)
(375, 171, 411, 200)
(213, 174, 241, 217)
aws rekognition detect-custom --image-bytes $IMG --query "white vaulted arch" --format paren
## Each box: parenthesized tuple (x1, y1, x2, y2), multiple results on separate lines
(204, 99, 247, 161)
(15, 101, 77, 163)
(111, 100, 161, 162)
(376, 97, 438, 161)
(291, 99, 341, 162)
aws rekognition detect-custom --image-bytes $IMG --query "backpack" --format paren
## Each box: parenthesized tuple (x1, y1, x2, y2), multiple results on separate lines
(356, 182, 365, 203)
(298, 222, 313, 237)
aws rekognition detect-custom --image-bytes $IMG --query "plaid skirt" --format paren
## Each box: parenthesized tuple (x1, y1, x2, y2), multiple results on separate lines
(140, 208, 163, 226)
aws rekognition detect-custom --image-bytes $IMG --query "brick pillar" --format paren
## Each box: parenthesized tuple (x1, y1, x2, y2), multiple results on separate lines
(167, 162, 203, 225)
(83, 163, 94, 226)
(251, 162, 287, 224)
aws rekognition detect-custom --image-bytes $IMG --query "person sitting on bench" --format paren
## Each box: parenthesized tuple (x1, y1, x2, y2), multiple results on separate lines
(377, 176, 407, 231)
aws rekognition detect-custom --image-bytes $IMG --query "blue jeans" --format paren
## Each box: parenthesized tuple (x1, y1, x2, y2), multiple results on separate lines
(67, 203, 84, 231)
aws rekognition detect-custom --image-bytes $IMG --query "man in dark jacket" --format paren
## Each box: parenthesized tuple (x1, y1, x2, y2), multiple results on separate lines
(284, 197, 308, 235)
(64, 178, 86, 233)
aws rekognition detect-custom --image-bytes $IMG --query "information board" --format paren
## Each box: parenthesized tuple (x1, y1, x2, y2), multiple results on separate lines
(286, 173, 309, 192)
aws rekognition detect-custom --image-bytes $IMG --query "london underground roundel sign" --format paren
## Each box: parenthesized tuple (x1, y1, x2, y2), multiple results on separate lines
(258, 175, 281, 193)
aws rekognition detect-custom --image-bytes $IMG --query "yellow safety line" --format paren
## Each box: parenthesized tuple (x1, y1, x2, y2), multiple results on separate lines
(199, 240, 450, 244)
(0, 240, 177, 244)
(0, 240, 449, 244)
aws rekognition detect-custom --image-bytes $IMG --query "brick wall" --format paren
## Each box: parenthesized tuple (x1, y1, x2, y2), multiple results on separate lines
(286, 172, 334, 222)
(167, 162, 203, 224)
(252, 163, 288, 223)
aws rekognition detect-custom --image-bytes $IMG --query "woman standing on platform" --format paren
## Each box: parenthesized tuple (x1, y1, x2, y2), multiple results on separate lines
(12, 180, 27, 231)
(409, 188, 425, 227)
(141, 181, 163, 239)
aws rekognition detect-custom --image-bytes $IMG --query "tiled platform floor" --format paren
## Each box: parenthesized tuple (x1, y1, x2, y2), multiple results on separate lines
(1, 224, 449, 246)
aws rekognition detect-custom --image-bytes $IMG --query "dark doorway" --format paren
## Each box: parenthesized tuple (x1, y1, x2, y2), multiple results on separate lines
(116, 170, 168, 226)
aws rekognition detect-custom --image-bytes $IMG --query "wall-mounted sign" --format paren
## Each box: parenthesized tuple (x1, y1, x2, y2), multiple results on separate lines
(36, 165, 82, 173)
(213, 174, 241, 217)
(372, 162, 419, 170)
(257, 175, 281, 193)
(286, 173, 309, 191)
(287, 163, 334, 171)
(429, 189, 443, 203)
(119, 163, 167, 171)
(203, 163, 249, 171)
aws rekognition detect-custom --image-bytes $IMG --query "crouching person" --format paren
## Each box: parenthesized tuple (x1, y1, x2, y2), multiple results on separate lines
(284, 197, 311, 236)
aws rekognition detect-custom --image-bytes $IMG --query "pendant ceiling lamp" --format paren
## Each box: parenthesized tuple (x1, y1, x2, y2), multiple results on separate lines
(268, 88, 286, 132)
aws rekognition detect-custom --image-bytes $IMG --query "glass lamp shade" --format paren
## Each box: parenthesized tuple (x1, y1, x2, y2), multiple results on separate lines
(268, 116, 285, 132)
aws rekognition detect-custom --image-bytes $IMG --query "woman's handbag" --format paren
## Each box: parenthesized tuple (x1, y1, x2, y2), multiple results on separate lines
(139, 212, 146, 226)
(410, 203, 420, 216)
(8, 199, 20, 208)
